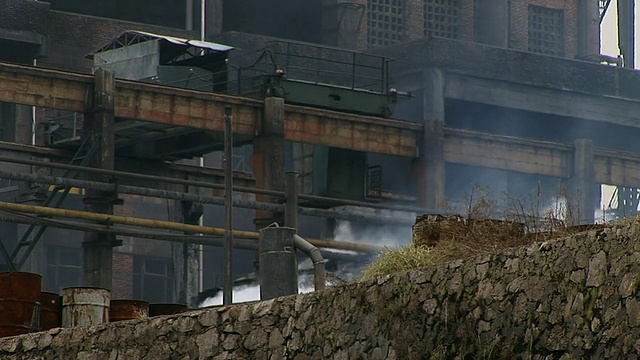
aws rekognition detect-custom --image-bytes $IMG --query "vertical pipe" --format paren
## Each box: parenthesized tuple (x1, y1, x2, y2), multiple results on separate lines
(201, 0, 206, 41)
(285, 172, 299, 230)
(223, 107, 233, 305)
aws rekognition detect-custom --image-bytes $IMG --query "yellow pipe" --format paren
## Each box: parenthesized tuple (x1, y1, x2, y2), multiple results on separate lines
(0, 201, 383, 253)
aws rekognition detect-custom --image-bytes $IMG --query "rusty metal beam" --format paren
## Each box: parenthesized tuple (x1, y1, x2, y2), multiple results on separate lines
(0, 62, 420, 157)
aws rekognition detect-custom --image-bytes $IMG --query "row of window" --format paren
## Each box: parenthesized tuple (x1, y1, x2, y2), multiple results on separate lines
(367, 1, 565, 57)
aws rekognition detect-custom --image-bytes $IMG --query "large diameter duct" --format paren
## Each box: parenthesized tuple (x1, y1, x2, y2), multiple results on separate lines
(259, 227, 298, 300)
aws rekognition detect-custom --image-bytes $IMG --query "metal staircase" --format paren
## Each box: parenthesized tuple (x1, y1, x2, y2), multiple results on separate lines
(0, 136, 101, 271)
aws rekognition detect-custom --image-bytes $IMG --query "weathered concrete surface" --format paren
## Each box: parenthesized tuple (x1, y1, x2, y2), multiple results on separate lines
(4, 221, 640, 358)
(0, 61, 421, 157)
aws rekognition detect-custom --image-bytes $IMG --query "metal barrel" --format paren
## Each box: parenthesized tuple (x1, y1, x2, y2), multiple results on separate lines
(39, 291, 60, 331)
(149, 303, 188, 317)
(109, 300, 149, 322)
(61, 287, 110, 327)
(0, 272, 42, 338)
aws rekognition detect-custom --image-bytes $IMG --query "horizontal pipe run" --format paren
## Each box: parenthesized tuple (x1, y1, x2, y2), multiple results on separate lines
(0, 201, 383, 253)
(0, 212, 371, 262)
(0, 156, 426, 213)
(0, 155, 282, 198)
(0, 169, 280, 212)
(0, 170, 416, 225)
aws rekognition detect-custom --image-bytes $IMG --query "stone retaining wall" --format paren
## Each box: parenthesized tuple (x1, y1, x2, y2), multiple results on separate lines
(3, 221, 640, 358)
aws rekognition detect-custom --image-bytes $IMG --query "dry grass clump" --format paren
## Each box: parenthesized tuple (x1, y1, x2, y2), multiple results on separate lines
(359, 218, 605, 281)
(359, 217, 538, 281)
(359, 183, 609, 281)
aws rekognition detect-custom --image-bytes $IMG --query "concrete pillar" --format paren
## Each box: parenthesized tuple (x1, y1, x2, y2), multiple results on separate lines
(413, 68, 445, 211)
(171, 200, 202, 307)
(475, 0, 509, 47)
(577, 0, 601, 59)
(259, 227, 298, 300)
(82, 68, 117, 290)
(568, 139, 595, 225)
(252, 97, 285, 228)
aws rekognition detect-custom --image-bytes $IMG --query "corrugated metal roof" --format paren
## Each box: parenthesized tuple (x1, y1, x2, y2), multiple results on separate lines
(86, 30, 234, 58)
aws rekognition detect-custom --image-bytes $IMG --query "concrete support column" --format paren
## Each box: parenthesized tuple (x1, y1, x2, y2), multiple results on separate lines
(252, 97, 285, 228)
(82, 69, 117, 290)
(413, 69, 445, 211)
(568, 139, 595, 225)
(259, 227, 298, 300)
(475, 0, 509, 47)
(171, 200, 202, 306)
(577, 0, 601, 59)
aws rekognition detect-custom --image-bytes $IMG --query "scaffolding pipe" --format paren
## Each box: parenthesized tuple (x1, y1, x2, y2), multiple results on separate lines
(0, 200, 383, 253)
(294, 234, 325, 291)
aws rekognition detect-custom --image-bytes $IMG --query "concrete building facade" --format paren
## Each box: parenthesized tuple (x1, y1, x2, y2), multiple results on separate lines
(0, 0, 634, 308)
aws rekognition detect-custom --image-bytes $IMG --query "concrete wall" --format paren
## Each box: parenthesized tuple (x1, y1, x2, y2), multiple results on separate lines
(3, 220, 640, 358)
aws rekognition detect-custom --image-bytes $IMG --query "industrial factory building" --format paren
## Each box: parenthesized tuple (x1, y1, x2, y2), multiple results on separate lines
(0, 0, 637, 308)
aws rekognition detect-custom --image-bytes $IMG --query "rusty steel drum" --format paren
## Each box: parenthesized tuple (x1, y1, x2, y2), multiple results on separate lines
(149, 303, 188, 317)
(109, 300, 149, 322)
(0, 272, 42, 338)
(61, 287, 110, 327)
(39, 291, 60, 331)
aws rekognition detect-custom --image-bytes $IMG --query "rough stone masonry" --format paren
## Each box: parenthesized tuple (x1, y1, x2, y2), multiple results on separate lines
(3, 220, 640, 359)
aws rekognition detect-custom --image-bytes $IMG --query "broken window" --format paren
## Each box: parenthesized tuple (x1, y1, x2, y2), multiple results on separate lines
(367, 0, 406, 47)
(528, 5, 565, 56)
(424, 0, 461, 39)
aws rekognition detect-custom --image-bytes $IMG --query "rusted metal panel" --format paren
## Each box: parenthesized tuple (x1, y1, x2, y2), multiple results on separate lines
(149, 303, 188, 317)
(61, 287, 110, 327)
(109, 300, 149, 322)
(0, 272, 42, 338)
(39, 291, 60, 331)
